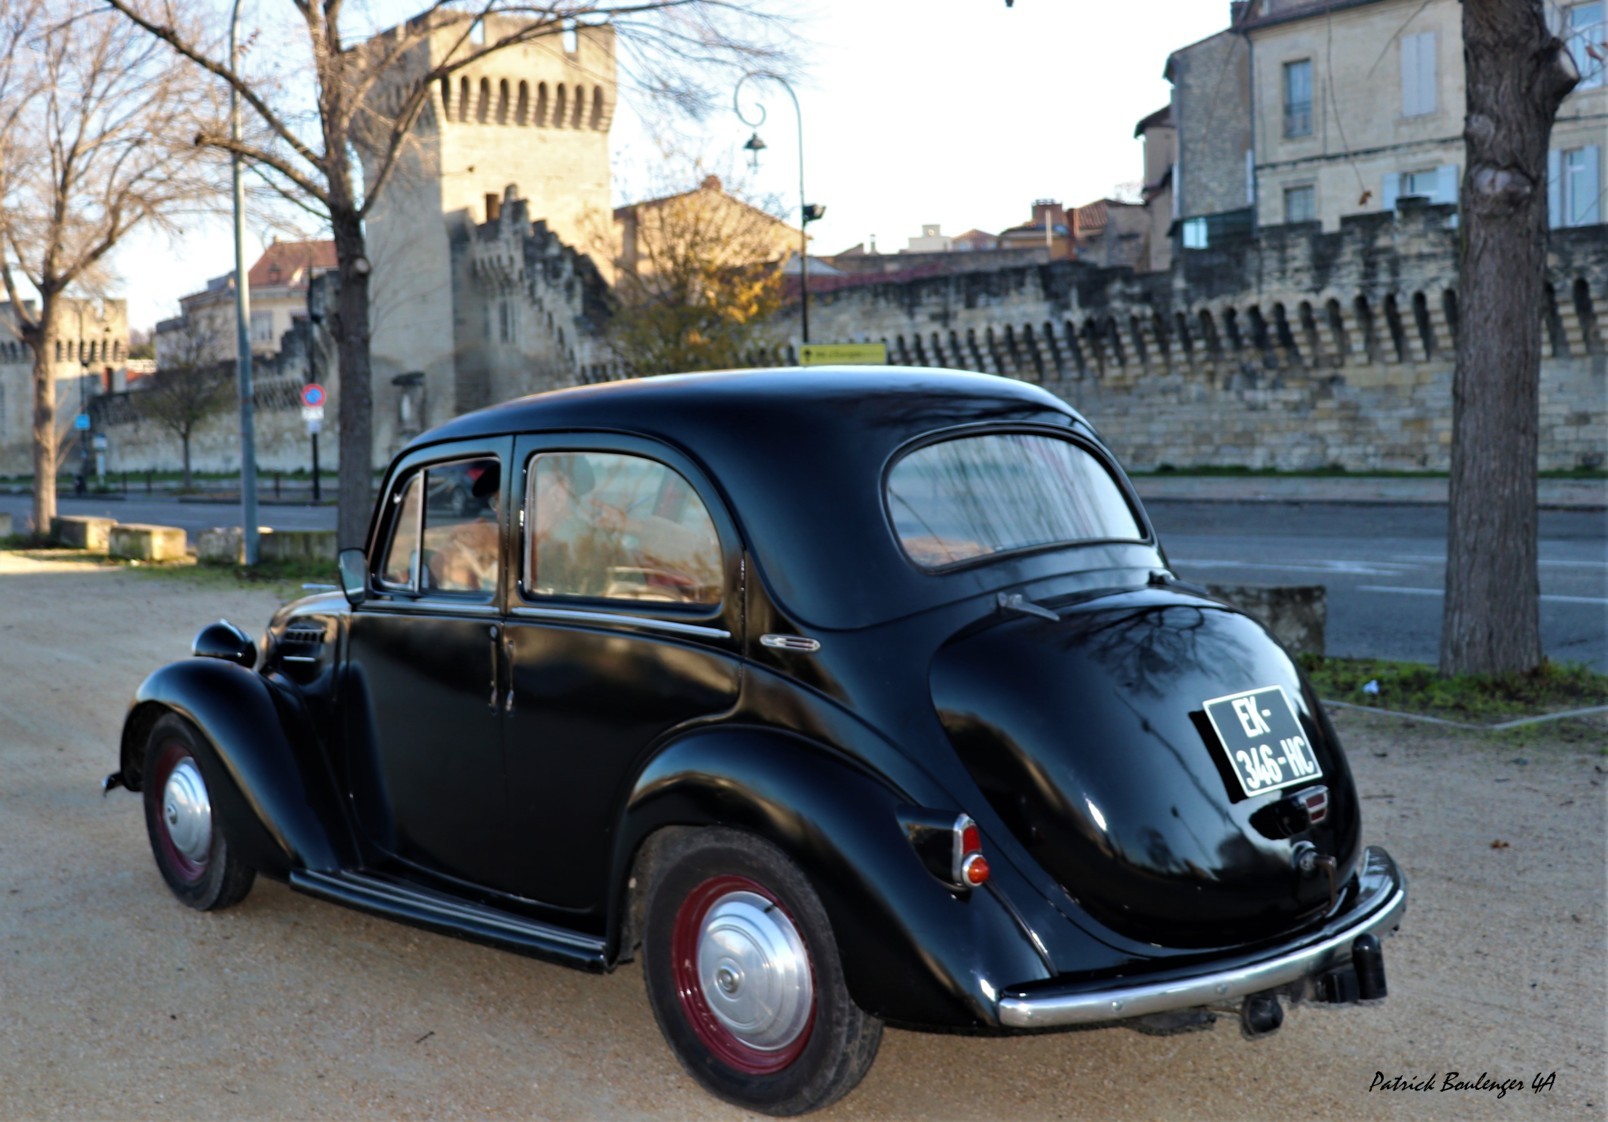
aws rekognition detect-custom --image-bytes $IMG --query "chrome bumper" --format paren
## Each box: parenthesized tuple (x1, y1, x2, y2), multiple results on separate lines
(997, 845, 1407, 1030)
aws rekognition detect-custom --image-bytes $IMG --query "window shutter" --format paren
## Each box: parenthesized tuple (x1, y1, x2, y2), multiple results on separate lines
(1418, 32, 1437, 114)
(1547, 149, 1563, 228)
(1382, 173, 1401, 212)
(1579, 146, 1602, 225)
(1435, 164, 1460, 204)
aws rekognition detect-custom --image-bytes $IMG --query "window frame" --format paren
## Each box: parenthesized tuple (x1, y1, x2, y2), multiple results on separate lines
(882, 426, 1150, 576)
(1563, 1, 1604, 89)
(508, 437, 740, 629)
(366, 442, 511, 610)
(1283, 183, 1317, 224)
(1283, 59, 1314, 139)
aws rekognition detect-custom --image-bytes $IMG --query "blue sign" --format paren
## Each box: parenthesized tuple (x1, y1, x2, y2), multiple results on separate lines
(301, 383, 326, 408)
(74, 413, 90, 431)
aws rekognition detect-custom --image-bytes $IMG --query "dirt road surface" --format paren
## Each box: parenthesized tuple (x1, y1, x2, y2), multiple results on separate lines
(1, 553, 1603, 1121)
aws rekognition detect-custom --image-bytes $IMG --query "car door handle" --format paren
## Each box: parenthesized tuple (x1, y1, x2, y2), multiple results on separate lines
(488, 624, 500, 710)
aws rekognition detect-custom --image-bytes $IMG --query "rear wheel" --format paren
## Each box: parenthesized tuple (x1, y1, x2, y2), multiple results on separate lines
(142, 713, 255, 911)
(642, 829, 881, 1116)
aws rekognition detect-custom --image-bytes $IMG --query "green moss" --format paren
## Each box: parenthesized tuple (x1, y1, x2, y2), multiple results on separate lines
(1300, 654, 1608, 723)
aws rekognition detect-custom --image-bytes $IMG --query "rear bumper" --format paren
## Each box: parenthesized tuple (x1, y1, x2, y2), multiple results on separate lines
(997, 845, 1407, 1029)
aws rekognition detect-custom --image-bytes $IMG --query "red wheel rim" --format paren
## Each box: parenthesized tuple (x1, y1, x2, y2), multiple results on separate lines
(670, 874, 816, 1075)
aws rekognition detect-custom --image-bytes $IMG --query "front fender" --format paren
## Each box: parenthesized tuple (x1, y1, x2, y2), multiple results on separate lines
(615, 728, 1052, 1029)
(118, 659, 351, 878)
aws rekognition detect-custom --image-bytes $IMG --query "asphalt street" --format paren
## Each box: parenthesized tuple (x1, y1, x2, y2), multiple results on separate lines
(1146, 500, 1608, 672)
(3, 489, 1605, 670)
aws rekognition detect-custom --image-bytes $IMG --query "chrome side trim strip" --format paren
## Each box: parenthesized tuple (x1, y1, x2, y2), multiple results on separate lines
(997, 847, 1407, 1029)
(511, 606, 731, 641)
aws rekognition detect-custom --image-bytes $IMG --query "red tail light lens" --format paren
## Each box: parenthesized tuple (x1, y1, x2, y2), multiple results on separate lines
(952, 815, 988, 888)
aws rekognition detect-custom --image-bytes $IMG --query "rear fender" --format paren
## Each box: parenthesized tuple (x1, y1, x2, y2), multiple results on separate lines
(614, 728, 1050, 1029)
(119, 659, 351, 877)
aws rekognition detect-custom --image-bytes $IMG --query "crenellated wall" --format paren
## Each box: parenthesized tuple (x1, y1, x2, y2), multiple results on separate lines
(766, 205, 1606, 472)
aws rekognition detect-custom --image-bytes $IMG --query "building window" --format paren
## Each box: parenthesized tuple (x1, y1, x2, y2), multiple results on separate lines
(1283, 59, 1313, 137)
(1402, 168, 1439, 198)
(1550, 145, 1602, 227)
(1562, 2, 1604, 89)
(1181, 217, 1209, 249)
(250, 310, 274, 344)
(1400, 31, 1437, 116)
(1284, 185, 1316, 223)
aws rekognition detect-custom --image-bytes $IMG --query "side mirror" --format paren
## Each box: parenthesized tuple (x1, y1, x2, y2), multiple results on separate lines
(338, 548, 369, 607)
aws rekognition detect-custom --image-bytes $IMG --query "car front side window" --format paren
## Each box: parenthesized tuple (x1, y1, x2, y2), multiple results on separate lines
(377, 456, 502, 596)
(524, 451, 722, 606)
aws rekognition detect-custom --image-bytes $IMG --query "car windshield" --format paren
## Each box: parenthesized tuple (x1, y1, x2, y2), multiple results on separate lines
(886, 432, 1145, 569)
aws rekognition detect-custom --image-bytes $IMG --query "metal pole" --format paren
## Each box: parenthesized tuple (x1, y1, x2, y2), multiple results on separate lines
(231, 0, 259, 564)
(311, 431, 321, 502)
(735, 73, 810, 344)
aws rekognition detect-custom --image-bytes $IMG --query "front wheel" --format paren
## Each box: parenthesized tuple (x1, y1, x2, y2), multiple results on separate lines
(641, 829, 882, 1116)
(142, 713, 255, 911)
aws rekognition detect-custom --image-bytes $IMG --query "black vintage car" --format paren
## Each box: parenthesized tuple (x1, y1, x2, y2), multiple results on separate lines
(108, 368, 1406, 1115)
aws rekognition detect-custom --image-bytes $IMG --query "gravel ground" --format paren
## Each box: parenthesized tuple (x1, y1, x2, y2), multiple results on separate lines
(1, 553, 1603, 1121)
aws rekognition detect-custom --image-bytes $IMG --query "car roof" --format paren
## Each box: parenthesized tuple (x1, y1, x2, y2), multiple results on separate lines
(420, 366, 1084, 445)
(410, 367, 1138, 629)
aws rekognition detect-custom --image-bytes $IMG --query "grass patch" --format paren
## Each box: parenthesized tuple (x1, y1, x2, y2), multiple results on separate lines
(1300, 654, 1608, 723)
(128, 556, 340, 600)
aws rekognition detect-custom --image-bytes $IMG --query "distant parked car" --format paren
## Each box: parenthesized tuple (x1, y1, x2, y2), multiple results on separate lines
(108, 367, 1406, 1115)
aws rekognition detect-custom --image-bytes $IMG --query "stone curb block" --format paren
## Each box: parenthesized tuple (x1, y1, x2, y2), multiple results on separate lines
(51, 515, 117, 552)
(1205, 583, 1326, 657)
(196, 527, 338, 565)
(109, 523, 188, 562)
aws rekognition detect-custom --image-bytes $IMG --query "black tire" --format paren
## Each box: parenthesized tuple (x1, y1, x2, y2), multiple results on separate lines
(641, 829, 882, 1116)
(142, 713, 255, 911)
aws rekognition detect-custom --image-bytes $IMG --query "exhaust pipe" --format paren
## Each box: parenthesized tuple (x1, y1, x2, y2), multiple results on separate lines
(1241, 991, 1284, 1037)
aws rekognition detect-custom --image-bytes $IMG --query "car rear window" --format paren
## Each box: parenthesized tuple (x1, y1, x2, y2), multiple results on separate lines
(886, 433, 1144, 569)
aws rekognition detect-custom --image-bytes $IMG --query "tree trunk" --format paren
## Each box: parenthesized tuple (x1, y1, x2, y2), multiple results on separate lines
(29, 321, 58, 537)
(1440, 0, 1578, 677)
(181, 434, 192, 491)
(331, 210, 374, 550)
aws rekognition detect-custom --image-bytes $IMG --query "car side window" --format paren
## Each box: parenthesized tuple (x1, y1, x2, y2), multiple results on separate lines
(524, 451, 722, 606)
(378, 457, 502, 595)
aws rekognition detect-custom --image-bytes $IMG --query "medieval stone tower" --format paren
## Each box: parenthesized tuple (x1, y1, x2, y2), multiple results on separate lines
(359, 13, 617, 441)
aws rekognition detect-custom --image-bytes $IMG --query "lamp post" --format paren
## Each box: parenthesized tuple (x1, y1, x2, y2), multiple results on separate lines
(735, 72, 824, 346)
(230, 0, 259, 564)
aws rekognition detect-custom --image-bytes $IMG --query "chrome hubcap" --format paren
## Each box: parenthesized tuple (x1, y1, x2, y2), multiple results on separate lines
(162, 758, 212, 865)
(695, 890, 813, 1052)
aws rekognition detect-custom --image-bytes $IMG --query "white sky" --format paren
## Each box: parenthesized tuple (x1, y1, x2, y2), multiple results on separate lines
(111, 0, 1231, 331)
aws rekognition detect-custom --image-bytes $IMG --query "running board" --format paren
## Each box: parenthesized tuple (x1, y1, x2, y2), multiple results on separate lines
(291, 869, 609, 972)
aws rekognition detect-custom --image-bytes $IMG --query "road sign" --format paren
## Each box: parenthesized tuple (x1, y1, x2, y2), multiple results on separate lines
(300, 383, 326, 408)
(74, 413, 90, 431)
(798, 343, 888, 367)
(302, 406, 325, 424)
(91, 433, 108, 451)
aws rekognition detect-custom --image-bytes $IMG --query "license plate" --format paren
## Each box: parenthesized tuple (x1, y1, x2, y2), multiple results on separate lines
(1202, 685, 1324, 798)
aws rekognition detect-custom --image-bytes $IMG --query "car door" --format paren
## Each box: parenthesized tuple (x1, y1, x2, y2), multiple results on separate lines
(502, 434, 744, 914)
(343, 437, 519, 891)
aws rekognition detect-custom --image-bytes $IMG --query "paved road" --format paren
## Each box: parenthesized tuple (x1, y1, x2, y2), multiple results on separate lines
(5, 490, 1605, 670)
(1147, 501, 1608, 672)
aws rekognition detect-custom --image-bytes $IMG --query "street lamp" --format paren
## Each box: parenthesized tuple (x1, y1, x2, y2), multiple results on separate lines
(230, 0, 259, 564)
(735, 72, 824, 346)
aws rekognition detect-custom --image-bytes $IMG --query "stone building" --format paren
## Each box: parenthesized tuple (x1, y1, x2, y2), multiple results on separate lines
(0, 298, 128, 477)
(357, 11, 617, 443)
(1165, 0, 1604, 243)
(154, 239, 336, 366)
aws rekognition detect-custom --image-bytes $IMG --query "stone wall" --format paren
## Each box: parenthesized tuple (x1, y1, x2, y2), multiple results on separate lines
(768, 204, 1606, 472)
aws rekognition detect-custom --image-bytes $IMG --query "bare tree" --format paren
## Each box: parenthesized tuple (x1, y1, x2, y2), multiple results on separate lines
(140, 319, 233, 489)
(0, 0, 221, 535)
(107, 0, 792, 549)
(608, 174, 791, 377)
(1440, 0, 1580, 677)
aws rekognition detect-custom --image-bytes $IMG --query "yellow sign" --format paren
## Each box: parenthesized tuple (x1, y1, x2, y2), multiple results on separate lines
(797, 342, 888, 366)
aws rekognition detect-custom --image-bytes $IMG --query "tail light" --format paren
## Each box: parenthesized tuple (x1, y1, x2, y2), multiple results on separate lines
(898, 807, 990, 892)
(954, 816, 990, 887)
